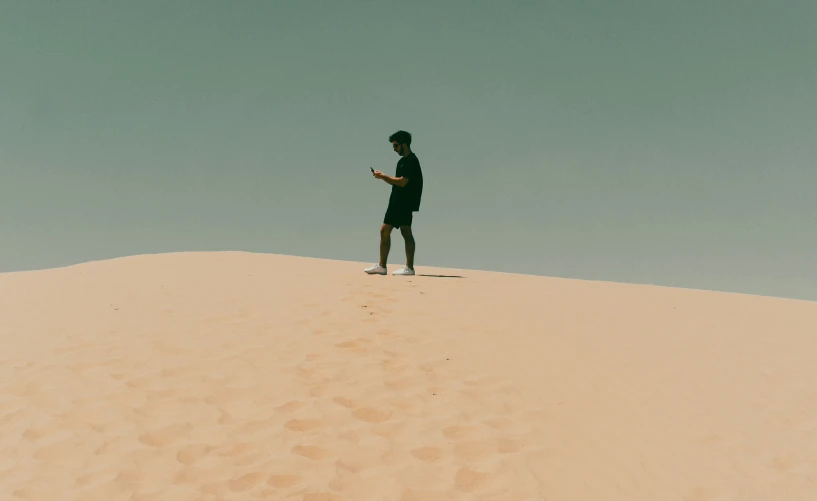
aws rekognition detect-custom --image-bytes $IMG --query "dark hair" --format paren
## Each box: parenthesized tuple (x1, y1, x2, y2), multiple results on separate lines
(388, 130, 412, 146)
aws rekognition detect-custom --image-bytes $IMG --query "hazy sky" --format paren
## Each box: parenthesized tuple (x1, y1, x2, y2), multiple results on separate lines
(2, 1, 815, 300)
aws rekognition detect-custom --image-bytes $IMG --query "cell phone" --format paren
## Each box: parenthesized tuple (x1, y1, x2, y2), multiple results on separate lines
(370, 167, 374, 173)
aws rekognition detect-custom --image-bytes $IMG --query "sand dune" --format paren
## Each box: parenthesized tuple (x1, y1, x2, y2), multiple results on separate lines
(1, 251, 815, 500)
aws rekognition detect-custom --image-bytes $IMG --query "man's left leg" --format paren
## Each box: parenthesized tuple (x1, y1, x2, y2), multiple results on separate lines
(400, 225, 415, 270)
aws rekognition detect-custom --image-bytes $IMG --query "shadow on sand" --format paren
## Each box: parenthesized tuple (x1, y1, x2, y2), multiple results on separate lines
(417, 274, 466, 278)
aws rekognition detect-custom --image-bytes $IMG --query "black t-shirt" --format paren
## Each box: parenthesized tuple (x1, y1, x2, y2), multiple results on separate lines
(388, 153, 423, 212)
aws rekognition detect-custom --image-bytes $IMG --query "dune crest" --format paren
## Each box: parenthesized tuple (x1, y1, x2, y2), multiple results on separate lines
(1, 251, 816, 500)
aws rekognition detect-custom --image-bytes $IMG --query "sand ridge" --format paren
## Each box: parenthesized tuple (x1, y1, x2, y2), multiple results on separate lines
(1, 251, 816, 500)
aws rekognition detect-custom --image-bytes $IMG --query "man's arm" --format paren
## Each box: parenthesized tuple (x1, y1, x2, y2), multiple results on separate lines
(376, 173, 409, 187)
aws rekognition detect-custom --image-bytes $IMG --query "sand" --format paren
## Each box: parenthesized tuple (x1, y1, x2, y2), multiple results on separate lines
(1, 251, 815, 500)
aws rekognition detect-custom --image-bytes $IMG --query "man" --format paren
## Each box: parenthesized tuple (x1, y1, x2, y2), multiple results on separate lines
(365, 130, 424, 276)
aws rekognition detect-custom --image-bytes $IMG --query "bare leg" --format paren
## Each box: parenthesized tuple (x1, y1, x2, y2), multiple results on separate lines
(379, 224, 393, 267)
(400, 226, 415, 269)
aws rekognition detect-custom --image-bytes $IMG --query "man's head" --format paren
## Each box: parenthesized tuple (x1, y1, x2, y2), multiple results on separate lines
(389, 130, 412, 157)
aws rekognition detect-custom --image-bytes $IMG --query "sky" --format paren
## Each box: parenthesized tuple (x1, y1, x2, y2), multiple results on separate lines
(1, 1, 815, 301)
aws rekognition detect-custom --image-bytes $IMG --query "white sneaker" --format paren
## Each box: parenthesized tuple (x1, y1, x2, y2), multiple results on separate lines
(392, 266, 415, 276)
(364, 264, 387, 275)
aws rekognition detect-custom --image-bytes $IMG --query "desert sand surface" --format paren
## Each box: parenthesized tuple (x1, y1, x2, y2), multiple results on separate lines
(1, 251, 816, 501)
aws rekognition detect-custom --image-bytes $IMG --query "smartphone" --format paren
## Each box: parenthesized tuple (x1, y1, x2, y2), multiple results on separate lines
(370, 167, 374, 173)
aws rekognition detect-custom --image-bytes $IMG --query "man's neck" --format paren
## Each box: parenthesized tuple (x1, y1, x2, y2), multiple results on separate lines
(402, 148, 412, 157)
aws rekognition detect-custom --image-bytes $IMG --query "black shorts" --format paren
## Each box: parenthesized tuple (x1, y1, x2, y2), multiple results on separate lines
(383, 205, 413, 228)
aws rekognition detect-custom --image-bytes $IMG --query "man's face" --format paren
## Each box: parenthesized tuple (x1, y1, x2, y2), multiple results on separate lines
(392, 141, 405, 156)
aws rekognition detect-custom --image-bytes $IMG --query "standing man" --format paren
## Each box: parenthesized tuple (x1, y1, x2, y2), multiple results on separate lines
(365, 130, 424, 276)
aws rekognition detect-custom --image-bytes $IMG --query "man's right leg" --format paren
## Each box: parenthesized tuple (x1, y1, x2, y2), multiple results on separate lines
(379, 224, 393, 267)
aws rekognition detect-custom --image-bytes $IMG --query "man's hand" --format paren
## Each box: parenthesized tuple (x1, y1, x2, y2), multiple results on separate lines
(372, 171, 407, 187)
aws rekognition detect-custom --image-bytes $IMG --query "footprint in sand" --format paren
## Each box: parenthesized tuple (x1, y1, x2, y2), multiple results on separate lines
(53, 342, 100, 355)
(237, 417, 278, 435)
(376, 329, 398, 339)
(384, 377, 417, 391)
(292, 445, 332, 461)
(217, 442, 256, 457)
(335, 444, 389, 473)
(371, 421, 406, 439)
(335, 338, 376, 355)
(176, 443, 211, 464)
(67, 360, 110, 374)
(381, 357, 409, 373)
(454, 466, 494, 494)
(214, 442, 266, 467)
(146, 388, 177, 401)
(32, 439, 88, 467)
(352, 407, 392, 423)
(400, 488, 452, 501)
(309, 383, 329, 397)
(228, 471, 267, 492)
(161, 367, 187, 378)
(441, 424, 477, 441)
(283, 419, 324, 432)
(137, 423, 190, 447)
(770, 453, 804, 473)
(174, 466, 221, 485)
(22, 421, 63, 442)
(276, 400, 305, 413)
(302, 493, 344, 501)
(11, 486, 63, 500)
(267, 473, 302, 489)
(452, 440, 494, 461)
(411, 446, 445, 462)
(684, 486, 733, 501)
(333, 396, 357, 409)
(496, 437, 522, 454)
(233, 452, 266, 467)
(388, 393, 426, 413)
